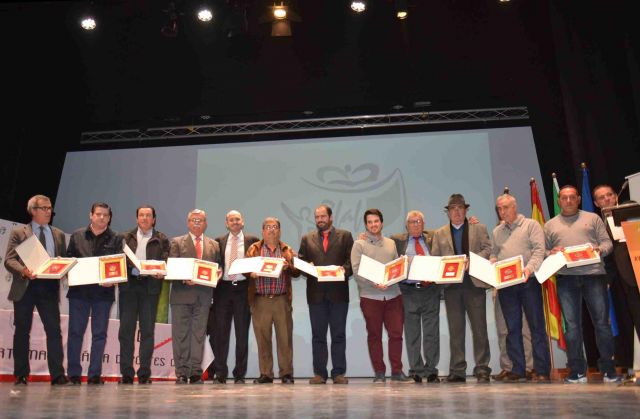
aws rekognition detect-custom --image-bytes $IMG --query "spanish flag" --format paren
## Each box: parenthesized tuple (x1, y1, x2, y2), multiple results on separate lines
(531, 177, 566, 350)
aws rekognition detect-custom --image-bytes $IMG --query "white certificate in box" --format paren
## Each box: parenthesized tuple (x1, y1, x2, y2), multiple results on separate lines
(228, 257, 285, 278)
(68, 254, 128, 286)
(408, 255, 466, 284)
(535, 252, 566, 284)
(165, 258, 220, 288)
(294, 257, 344, 282)
(123, 242, 167, 275)
(14, 234, 77, 279)
(358, 255, 408, 287)
(469, 252, 526, 289)
(563, 243, 601, 268)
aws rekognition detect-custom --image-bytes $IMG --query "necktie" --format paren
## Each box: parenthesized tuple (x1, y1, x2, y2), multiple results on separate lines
(229, 234, 239, 280)
(195, 236, 203, 259)
(322, 231, 329, 253)
(38, 226, 47, 249)
(414, 236, 425, 256)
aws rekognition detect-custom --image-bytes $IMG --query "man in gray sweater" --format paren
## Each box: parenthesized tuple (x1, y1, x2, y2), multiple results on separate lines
(544, 185, 618, 383)
(351, 208, 411, 383)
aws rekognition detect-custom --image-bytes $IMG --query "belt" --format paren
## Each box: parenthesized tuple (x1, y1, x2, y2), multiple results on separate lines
(401, 282, 424, 289)
(256, 293, 287, 299)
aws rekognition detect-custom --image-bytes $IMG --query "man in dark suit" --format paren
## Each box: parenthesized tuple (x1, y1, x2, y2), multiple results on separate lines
(169, 209, 222, 384)
(4, 194, 69, 385)
(118, 205, 170, 385)
(298, 205, 354, 384)
(212, 210, 259, 384)
(390, 210, 440, 383)
(430, 194, 492, 383)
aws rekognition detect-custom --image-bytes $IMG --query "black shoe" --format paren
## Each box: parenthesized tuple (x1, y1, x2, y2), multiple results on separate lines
(51, 375, 70, 386)
(87, 376, 104, 385)
(138, 377, 153, 385)
(215, 375, 227, 384)
(189, 375, 204, 384)
(69, 376, 82, 385)
(253, 375, 273, 384)
(426, 374, 441, 383)
(476, 373, 490, 384)
(14, 376, 28, 386)
(445, 374, 466, 383)
(410, 374, 423, 383)
(234, 377, 246, 384)
(175, 376, 188, 385)
(118, 376, 134, 385)
(281, 374, 294, 384)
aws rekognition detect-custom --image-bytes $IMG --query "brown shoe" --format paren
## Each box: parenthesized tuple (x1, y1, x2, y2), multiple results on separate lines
(502, 372, 526, 383)
(333, 375, 349, 385)
(491, 370, 509, 381)
(526, 369, 536, 381)
(530, 374, 551, 383)
(309, 375, 326, 384)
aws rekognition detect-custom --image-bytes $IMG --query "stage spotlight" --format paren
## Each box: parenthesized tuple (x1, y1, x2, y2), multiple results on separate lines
(396, 0, 408, 19)
(80, 16, 97, 30)
(351, 1, 366, 13)
(273, 3, 287, 20)
(197, 8, 213, 22)
(261, 2, 301, 37)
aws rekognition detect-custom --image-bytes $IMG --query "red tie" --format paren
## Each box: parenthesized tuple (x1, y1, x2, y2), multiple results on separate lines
(195, 236, 203, 259)
(322, 231, 329, 253)
(414, 236, 425, 256)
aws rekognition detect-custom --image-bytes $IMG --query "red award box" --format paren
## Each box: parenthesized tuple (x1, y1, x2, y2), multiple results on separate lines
(562, 244, 600, 268)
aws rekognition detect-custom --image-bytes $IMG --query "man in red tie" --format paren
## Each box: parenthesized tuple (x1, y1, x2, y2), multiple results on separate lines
(169, 209, 222, 384)
(298, 205, 354, 384)
(390, 210, 440, 383)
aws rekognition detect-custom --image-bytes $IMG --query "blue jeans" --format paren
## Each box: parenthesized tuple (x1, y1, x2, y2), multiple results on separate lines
(498, 277, 550, 376)
(67, 298, 113, 377)
(556, 274, 615, 376)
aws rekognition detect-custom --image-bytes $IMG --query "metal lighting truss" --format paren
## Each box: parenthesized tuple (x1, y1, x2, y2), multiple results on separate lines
(80, 106, 528, 145)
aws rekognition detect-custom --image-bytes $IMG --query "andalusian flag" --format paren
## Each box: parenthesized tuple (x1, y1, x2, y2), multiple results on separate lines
(532, 177, 566, 350)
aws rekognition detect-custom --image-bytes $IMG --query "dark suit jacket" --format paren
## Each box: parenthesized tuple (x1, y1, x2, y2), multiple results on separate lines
(215, 231, 260, 279)
(169, 233, 221, 305)
(297, 227, 354, 304)
(121, 227, 171, 295)
(4, 223, 67, 302)
(390, 231, 434, 256)
(430, 222, 492, 289)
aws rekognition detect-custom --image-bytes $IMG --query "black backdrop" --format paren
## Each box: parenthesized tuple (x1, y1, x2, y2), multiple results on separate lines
(1, 0, 638, 222)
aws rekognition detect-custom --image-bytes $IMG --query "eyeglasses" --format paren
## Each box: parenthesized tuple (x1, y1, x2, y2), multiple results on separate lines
(264, 225, 279, 231)
(33, 206, 53, 212)
(407, 219, 423, 225)
(189, 218, 205, 224)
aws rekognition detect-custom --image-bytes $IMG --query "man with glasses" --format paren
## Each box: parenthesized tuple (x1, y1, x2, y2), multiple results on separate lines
(544, 185, 619, 383)
(169, 209, 221, 384)
(4, 195, 69, 385)
(246, 217, 299, 384)
(390, 210, 440, 383)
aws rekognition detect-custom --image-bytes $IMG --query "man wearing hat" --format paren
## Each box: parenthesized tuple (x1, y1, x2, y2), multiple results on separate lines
(430, 194, 492, 383)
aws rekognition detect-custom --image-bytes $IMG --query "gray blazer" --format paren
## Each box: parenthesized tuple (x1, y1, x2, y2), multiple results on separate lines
(4, 224, 67, 302)
(430, 222, 492, 289)
(169, 233, 221, 305)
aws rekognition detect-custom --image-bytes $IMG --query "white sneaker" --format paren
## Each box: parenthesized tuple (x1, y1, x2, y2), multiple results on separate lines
(564, 373, 587, 384)
(603, 373, 621, 383)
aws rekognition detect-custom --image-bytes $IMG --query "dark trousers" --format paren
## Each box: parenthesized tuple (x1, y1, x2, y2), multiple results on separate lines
(118, 286, 160, 379)
(400, 283, 440, 377)
(206, 301, 216, 376)
(444, 283, 491, 377)
(12, 284, 65, 379)
(67, 297, 113, 377)
(498, 278, 550, 376)
(556, 274, 615, 376)
(213, 280, 252, 379)
(360, 295, 404, 375)
(309, 297, 349, 380)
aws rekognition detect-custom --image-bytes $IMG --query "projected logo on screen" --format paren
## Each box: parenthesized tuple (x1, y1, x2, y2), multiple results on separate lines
(282, 163, 407, 241)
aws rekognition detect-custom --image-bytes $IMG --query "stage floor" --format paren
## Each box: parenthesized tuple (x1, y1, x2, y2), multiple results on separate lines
(3, 378, 639, 418)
